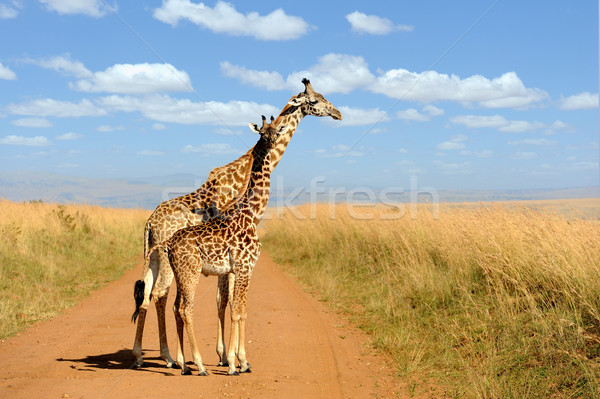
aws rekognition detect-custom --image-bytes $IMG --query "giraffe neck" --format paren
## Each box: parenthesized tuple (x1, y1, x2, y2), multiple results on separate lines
(232, 136, 275, 226)
(235, 105, 304, 224)
(269, 105, 305, 169)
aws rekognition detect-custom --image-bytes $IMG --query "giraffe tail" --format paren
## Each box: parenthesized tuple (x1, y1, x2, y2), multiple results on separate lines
(131, 280, 145, 323)
(131, 243, 168, 323)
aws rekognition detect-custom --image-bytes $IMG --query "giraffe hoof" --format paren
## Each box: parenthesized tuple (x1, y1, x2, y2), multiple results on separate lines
(228, 370, 240, 376)
(217, 361, 229, 367)
(181, 369, 192, 376)
(198, 370, 209, 376)
(134, 361, 145, 369)
(239, 362, 251, 373)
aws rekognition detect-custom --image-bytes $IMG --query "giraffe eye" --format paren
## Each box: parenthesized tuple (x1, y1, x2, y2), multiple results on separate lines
(309, 100, 318, 105)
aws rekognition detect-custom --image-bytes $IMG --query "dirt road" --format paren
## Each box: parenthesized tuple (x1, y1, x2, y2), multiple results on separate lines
(0, 252, 403, 398)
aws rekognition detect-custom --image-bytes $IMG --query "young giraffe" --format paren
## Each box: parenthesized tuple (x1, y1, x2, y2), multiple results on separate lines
(140, 116, 285, 375)
(132, 79, 342, 368)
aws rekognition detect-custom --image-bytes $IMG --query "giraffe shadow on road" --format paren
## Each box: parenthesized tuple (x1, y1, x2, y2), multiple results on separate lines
(57, 348, 180, 375)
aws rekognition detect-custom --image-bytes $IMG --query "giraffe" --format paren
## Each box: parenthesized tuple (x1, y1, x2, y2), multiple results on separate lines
(137, 116, 286, 375)
(132, 79, 342, 368)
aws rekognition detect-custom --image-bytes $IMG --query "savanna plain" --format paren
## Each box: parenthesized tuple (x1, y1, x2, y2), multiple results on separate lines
(1, 198, 599, 398)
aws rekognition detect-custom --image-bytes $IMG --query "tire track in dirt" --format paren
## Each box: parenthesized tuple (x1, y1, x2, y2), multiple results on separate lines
(0, 252, 402, 398)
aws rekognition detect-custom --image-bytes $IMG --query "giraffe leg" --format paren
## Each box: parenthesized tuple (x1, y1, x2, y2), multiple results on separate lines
(154, 294, 175, 368)
(226, 312, 240, 376)
(227, 272, 251, 375)
(236, 288, 251, 373)
(173, 290, 190, 375)
(132, 307, 147, 368)
(216, 274, 229, 367)
(179, 287, 208, 376)
(154, 249, 175, 368)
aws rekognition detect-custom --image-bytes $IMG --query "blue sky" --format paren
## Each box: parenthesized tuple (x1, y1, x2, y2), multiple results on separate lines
(0, 0, 598, 198)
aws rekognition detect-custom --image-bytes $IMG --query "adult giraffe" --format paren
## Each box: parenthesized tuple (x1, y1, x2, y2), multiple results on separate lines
(138, 116, 287, 375)
(132, 79, 342, 368)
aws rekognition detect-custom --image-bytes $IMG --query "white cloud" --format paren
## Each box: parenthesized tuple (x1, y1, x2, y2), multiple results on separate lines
(152, 123, 167, 130)
(313, 144, 365, 158)
(396, 108, 428, 122)
(220, 62, 286, 90)
(98, 94, 279, 126)
(30, 55, 92, 78)
(287, 54, 375, 94)
(223, 54, 547, 109)
(11, 117, 53, 127)
(213, 127, 243, 135)
(57, 162, 79, 168)
(513, 151, 537, 159)
(559, 92, 599, 110)
(449, 115, 508, 129)
(28, 57, 189, 94)
(181, 142, 243, 156)
(326, 106, 388, 127)
(450, 115, 571, 134)
(39, 0, 112, 17)
(570, 161, 599, 170)
(7, 98, 107, 117)
(154, 0, 309, 41)
(55, 132, 83, 140)
(346, 11, 413, 35)
(71, 63, 192, 93)
(433, 160, 473, 175)
(548, 120, 572, 132)
(137, 150, 165, 156)
(222, 54, 374, 94)
(566, 142, 598, 151)
(423, 105, 444, 117)
(372, 70, 548, 108)
(96, 125, 125, 132)
(460, 150, 493, 158)
(437, 141, 465, 150)
(0, 62, 16, 80)
(498, 120, 544, 133)
(437, 134, 467, 151)
(0, 1, 20, 19)
(507, 138, 556, 146)
(0, 135, 50, 146)
(397, 105, 444, 122)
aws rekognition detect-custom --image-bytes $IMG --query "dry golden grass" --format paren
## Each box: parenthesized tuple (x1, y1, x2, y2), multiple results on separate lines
(262, 200, 600, 398)
(0, 200, 149, 339)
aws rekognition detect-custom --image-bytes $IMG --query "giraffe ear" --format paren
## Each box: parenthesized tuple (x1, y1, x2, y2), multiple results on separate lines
(248, 123, 260, 134)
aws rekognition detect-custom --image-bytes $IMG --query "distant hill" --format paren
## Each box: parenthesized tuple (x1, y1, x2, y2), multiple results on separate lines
(0, 171, 598, 209)
(0, 171, 206, 209)
(434, 186, 600, 203)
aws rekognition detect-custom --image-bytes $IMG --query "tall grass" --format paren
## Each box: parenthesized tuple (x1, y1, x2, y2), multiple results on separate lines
(0, 200, 149, 339)
(262, 202, 600, 398)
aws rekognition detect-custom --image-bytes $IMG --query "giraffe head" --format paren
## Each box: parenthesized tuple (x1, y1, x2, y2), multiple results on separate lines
(249, 115, 288, 148)
(284, 78, 342, 120)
